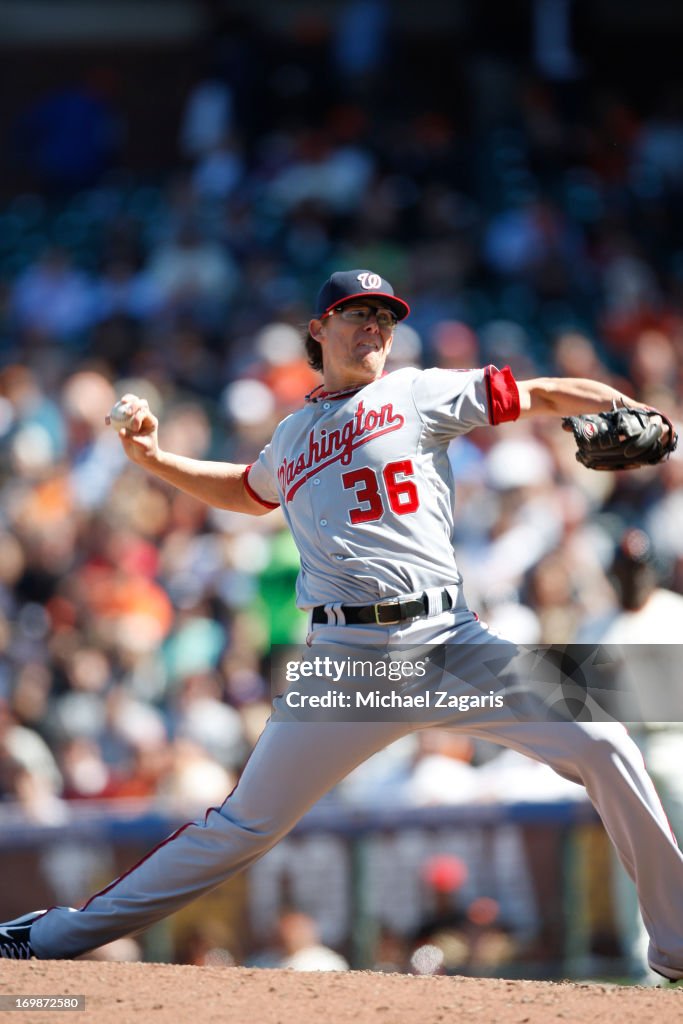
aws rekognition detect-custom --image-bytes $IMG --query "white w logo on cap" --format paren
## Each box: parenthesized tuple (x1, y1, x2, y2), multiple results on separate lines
(357, 272, 382, 290)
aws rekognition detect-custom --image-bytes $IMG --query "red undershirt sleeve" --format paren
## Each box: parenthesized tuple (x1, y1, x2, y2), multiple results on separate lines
(485, 365, 520, 425)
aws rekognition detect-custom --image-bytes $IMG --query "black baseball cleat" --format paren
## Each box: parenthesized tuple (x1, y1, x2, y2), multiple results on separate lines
(0, 911, 46, 959)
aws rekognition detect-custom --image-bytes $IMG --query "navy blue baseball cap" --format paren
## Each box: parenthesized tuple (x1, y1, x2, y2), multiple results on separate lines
(315, 269, 410, 321)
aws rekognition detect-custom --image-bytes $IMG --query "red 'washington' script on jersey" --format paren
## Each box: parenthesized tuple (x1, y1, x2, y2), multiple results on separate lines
(278, 400, 404, 503)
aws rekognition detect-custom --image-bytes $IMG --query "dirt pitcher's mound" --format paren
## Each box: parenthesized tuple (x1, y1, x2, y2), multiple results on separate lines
(1, 962, 681, 1024)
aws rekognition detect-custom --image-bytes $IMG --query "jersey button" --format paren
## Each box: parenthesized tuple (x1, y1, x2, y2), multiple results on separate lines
(320, 518, 328, 526)
(313, 478, 321, 486)
(323, 402, 331, 410)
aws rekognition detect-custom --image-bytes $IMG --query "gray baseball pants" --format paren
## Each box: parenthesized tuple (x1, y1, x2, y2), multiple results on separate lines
(30, 610, 683, 975)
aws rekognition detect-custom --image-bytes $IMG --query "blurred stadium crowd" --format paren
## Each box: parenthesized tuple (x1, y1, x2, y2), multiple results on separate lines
(1, 4, 683, 946)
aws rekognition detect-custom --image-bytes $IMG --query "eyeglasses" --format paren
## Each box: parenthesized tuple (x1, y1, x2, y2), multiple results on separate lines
(323, 305, 398, 330)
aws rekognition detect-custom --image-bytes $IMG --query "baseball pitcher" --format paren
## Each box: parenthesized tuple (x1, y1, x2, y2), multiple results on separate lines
(1, 269, 681, 983)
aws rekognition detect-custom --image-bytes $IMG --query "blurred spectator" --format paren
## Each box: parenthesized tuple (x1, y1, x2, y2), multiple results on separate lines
(458, 433, 562, 608)
(409, 855, 519, 976)
(524, 549, 583, 642)
(551, 329, 608, 381)
(430, 321, 479, 370)
(245, 321, 320, 412)
(191, 137, 245, 202)
(274, 909, 349, 971)
(171, 672, 247, 772)
(574, 526, 683, 979)
(464, 896, 519, 976)
(585, 528, 683, 638)
(179, 76, 235, 162)
(158, 738, 236, 812)
(11, 248, 95, 341)
(384, 321, 423, 371)
(628, 328, 678, 396)
(410, 854, 469, 969)
(644, 441, 683, 575)
(474, 747, 584, 804)
(370, 927, 410, 973)
(403, 730, 479, 806)
(92, 259, 163, 324)
(174, 920, 236, 967)
(59, 737, 114, 800)
(483, 196, 581, 292)
(0, 693, 65, 823)
(0, 694, 62, 796)
(265, 129, 375, 215)
(575, 527, 683, 838)
(146, 221, 239, 320)
(335, 734, 419, 807)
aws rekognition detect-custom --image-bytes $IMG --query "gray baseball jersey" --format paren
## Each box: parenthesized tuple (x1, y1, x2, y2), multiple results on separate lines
(245, 365, 519, 608)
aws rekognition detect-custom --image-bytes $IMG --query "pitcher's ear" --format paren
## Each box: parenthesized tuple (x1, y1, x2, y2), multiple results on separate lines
(308, 318, 325, 342)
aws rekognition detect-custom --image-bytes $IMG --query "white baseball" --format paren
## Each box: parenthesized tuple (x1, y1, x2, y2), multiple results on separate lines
(107, 399, 136, 432)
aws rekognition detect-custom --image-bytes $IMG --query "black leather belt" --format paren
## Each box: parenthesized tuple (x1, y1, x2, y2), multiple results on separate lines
(311, 589, 453, 626)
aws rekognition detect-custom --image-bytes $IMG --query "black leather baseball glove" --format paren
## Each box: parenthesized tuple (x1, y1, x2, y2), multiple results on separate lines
(562, 404, 678, 471)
